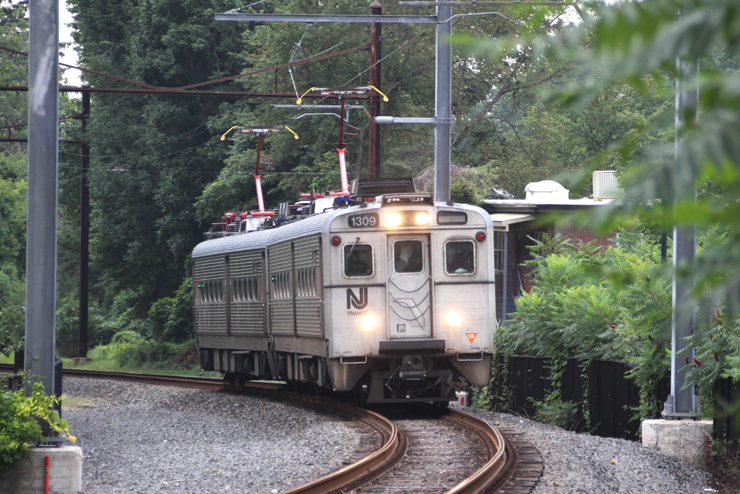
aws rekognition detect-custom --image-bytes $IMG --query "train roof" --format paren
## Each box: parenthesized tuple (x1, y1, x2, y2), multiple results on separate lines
(191, 199, 492, 259)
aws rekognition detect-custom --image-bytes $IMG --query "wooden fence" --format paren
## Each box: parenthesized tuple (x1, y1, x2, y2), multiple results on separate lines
(716, 378, 740, 443)
(484, 355, 670, 440)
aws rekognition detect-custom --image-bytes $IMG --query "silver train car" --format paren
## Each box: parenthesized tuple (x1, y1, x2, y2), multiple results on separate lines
(192, 189, 496, 404)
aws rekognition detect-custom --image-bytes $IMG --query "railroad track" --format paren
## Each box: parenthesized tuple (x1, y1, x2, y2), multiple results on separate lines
(1, 364, 541, 493)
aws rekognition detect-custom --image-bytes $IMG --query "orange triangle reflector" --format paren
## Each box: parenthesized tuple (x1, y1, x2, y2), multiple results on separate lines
(465, 333, 477, 344)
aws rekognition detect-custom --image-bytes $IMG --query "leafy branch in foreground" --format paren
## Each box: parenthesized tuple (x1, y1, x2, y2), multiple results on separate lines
(461, 0, 740, 324)
(0, 381, 76, 470)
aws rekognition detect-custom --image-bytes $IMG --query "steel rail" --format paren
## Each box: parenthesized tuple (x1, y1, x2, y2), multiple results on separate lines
(280, 394, 407, 494)
(0, 365, 406, 493)
(0, 365, 515, 492)
(445, 408, 515, 494)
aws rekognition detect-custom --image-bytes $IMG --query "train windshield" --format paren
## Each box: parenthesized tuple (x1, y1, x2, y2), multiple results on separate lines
(344, 244, 373, 277)
(394, 240, 423, 273)
(445, 240, 475, 275)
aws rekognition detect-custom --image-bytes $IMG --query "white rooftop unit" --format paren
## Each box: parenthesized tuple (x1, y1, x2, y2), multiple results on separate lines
(593, 171, 621, 200)
(524, 180, 570, 203)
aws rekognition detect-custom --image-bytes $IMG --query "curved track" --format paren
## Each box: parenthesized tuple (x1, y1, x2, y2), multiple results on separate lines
(1, 365, 531, 493)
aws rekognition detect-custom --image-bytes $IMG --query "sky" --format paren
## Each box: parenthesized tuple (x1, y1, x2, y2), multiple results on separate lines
(60, 0, 80, 85)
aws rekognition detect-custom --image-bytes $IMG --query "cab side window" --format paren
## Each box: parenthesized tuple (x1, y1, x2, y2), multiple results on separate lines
(445, 240, 475, 275)
(344, 244, 373, 277)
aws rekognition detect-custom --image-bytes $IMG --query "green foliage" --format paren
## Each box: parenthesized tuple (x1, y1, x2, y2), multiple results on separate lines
(684, 312, 740, 410)
(0, 0, 28, 157)
(521, 0, 740, 322)
(533, 398, 579, 430)
(0, 149, 27, 356)
(148, 277, 193, 343)
(0, 382, 76, 471)
(497, 231, 673, 420)
(90, 335, 198, 370)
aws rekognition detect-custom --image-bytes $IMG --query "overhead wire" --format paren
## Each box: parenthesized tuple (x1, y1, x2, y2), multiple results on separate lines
(51, 11, 504, 185)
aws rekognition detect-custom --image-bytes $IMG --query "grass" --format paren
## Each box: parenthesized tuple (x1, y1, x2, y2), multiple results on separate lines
(61, 356, 221, 377)
(1, 352, 220, 378)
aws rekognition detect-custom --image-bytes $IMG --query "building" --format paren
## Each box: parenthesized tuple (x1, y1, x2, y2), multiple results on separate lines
(481, 172, 620, 322)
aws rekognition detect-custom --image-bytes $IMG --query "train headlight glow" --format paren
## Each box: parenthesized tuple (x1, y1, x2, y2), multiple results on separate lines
(414, 212, 430, 225)
(361, 315, 378, 331)
(446, 312, 462, 328)
(386, 212, 402, 227)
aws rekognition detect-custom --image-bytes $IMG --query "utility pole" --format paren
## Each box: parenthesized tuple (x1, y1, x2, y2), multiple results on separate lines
(25, 0, 59, 396)
(368, 1, 383, 179)
(78, 88, 90, 361)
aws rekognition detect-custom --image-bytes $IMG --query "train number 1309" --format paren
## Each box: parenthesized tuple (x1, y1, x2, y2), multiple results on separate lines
(347, 213, 379, 228)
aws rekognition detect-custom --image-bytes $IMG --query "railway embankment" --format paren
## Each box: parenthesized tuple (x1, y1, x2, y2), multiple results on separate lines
(58, 376, 712, 494)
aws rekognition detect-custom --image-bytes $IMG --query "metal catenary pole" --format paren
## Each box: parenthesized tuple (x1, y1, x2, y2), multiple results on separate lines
(215, 7, 447, 190)
(663, 57, 700, 418)
(434, 4, 452, 203)
(25, 0, 59, 396)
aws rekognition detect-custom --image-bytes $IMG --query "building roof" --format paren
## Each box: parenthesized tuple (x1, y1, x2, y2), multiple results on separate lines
(490, 213, 535, 231)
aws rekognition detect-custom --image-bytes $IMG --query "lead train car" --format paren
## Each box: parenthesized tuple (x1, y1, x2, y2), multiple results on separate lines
(192, 194, 495, 404)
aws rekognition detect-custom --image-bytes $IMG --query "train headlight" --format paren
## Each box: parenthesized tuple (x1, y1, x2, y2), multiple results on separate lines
(386, 212, 402, 227)
(446, 312, 462, 328)
(414, 212, 430, 225)
(361, 315, 378, 331)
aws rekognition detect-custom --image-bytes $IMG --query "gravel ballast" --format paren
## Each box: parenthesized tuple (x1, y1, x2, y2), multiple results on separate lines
(61, 377, 359, 494)
(61, 377, 712, 493)
(462, 407, 712, 494)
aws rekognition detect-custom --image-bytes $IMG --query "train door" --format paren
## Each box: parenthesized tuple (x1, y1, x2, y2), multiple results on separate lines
(386, 235, 432, 339)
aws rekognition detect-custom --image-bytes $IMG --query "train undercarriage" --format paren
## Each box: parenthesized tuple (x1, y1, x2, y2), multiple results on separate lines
(198, 347, 477, 405)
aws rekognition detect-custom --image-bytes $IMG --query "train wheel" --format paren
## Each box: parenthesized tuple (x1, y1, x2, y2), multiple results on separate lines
(224, 373, 237, 386)
(311, 383, 323, 398)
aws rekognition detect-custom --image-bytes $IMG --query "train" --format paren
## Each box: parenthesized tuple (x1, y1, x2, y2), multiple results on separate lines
(191, 178, 496, 404)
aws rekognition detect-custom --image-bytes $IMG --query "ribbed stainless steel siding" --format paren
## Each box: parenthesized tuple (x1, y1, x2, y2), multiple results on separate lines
(294, 236, 322, 337)
(269, 242, 294, 335)
(229, 250, 263, 277)
(194, 256, 227, 334)
(228, 250, 265, 335)
(231, 304, 264, 335)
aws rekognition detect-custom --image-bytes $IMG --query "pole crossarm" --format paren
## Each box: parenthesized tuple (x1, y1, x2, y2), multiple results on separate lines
(375, 116, 437, 124)
(216, 13, 438, 23)
(398, 1, 575, 5)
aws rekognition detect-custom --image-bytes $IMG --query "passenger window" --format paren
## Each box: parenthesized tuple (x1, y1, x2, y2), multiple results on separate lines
(344, 244, 373, 277)
(394, 240, 423, 273)
(445, 241, 475, 275)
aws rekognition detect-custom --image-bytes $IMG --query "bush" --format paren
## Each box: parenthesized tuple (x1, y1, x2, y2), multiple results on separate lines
(496, 231, 673, 421)
(89, 335, 198, 370)
(0, 382, 75, 471)
(148, 277, 193, 343)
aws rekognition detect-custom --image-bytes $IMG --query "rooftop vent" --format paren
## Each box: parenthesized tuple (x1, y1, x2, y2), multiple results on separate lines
(524, 180, 569, 203)
(593, 171, 621, 200)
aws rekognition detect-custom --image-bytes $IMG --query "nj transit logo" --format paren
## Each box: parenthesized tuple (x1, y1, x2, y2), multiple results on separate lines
(346, 287, 369, 310)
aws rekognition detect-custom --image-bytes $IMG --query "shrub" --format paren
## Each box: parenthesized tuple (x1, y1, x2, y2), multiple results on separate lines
(148, 277, 193, 343)
(0, 382, 75, 471)
(89, 335, 198, 370)
(496, 231, 673, 421)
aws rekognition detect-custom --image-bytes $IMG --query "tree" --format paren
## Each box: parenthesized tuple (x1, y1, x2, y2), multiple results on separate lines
(466, 0, 740, 314)
(0, 0, 28, 354)
(69, 0, 250, 319)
